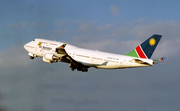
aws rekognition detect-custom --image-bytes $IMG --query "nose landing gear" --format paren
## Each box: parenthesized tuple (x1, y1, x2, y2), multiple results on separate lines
(30, 56, 34, 59)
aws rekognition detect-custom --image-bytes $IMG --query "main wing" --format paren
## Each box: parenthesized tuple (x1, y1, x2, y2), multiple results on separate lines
(56, 44, 89, 72)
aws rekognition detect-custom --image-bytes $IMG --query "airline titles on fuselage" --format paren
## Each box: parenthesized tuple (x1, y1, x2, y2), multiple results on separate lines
(39, 46, 52, 51)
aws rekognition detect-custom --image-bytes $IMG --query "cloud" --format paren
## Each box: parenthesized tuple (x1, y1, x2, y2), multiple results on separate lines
(97, 24, 112, 30)
(78, 21, 99, 30)
(110, 5, 120, 16)
(69, 20, 180, 59)
(0, 45, 73, 111)
(0, 47, 30, 68)
(79, 23, 91, 30)
(54, 29, 69, 34)
(156, 38, 180, 58)
(14, 22, 28, 28)
(130, 20, 180, 39)
(4, 20, 179, 62)
(78, 39, 141, 54)
(9, 21, 36, 29)
(56, 20, 71, 26)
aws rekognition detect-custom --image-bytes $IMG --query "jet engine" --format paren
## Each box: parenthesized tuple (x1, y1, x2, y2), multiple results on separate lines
(43, 57, 52, 63)
(44, 53, 56, 61)
(43, 53, 60, 63)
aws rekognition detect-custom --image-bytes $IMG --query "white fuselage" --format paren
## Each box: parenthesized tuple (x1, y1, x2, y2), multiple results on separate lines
(24, 39, 154, 69)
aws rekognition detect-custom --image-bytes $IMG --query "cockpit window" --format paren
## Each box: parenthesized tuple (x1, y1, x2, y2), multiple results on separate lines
(33, 39, 35, 41)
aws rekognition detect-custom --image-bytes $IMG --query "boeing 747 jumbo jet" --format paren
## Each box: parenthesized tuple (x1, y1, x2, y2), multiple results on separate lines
(24, 34, 165, 72)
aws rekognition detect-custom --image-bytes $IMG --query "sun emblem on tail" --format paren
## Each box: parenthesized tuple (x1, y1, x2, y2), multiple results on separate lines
(149, 38, 156, 46)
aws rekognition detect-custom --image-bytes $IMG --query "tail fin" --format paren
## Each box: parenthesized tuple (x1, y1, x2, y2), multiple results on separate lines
(126, 34, 162, 59)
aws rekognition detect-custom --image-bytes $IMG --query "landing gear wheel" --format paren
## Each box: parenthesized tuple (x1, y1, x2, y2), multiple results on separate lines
(30, 56, 34, 59)
(82, 67, 88, 72)
(71, 68, 75, 71)
(82, 69, 88, 72)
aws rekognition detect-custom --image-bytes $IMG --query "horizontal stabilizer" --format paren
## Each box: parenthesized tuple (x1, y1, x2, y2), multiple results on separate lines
(154, 57, 166, 61)
(153, 57, 168, 64)
(158, 57, 166, 61)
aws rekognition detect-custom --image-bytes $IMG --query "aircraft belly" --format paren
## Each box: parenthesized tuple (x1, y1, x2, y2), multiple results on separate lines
(96, 62, 121, 69)
(120, 63, 150, 68)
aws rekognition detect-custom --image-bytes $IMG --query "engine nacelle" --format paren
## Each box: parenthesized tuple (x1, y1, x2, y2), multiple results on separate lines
(43, 57, 52, 63)
(44, 53, 55, 61)
(43, 53, 60, 63)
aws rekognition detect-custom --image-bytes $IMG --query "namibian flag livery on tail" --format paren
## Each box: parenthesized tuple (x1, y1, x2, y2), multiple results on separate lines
(126, 34, 162, 59)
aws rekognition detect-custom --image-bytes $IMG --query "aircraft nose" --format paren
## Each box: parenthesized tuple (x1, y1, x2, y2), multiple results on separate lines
(24, 40, 36, 51)
(24, 43, 28, 50)
(24, 42, 32, 51)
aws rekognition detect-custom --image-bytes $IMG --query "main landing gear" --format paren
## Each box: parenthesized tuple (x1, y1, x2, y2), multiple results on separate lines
(69, 63, 88, 72)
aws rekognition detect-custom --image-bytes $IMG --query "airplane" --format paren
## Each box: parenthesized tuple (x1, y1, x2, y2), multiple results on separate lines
(24, 34, 164, 72)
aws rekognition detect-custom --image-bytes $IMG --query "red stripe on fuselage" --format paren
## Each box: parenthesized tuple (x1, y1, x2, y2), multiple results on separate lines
(135, 45, 147, 59)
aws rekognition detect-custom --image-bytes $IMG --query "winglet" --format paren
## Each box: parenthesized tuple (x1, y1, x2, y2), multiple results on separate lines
(59, 44, 66, 49)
